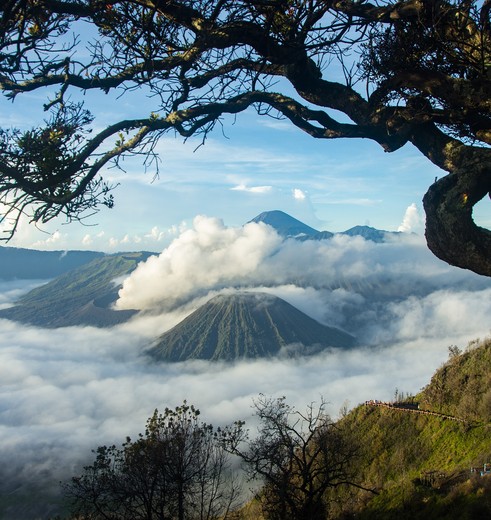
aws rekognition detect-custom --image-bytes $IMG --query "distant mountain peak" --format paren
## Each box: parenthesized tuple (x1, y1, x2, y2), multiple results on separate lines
(249, 210, 319, 238)
(341, 225, 395, 243)
(249, 211, 399, 243)
(148, 291, 356, 362)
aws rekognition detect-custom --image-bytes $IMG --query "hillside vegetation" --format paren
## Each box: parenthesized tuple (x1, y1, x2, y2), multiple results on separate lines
(234, 339, 491, 520)
(328, 338, 491, 519)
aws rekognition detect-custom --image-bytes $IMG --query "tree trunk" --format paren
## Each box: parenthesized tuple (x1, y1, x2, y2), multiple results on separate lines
(423, 149, 491, 276)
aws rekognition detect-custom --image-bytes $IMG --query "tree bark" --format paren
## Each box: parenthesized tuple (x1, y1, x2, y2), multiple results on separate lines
(423, 150, 491, 276)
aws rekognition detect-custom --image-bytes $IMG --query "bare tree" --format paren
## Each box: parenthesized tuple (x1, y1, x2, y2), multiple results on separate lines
(225, 395, 364, 520)
(1, 1, 490, 275)
(63, 402, 242, 520)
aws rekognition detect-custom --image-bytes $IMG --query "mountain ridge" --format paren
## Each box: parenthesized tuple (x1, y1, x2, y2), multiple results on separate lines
(249, 210, 319, 238)
(0, 246, 103, 280)
(0, 252, 153, 327)
(250, 210, 400, 242)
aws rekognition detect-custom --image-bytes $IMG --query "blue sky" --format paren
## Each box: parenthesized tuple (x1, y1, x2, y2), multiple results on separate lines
(2, 71, 490, 252)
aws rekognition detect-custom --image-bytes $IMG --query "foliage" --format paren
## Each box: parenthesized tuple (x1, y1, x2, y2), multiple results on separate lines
(226, 395, 364, 520)
(421, 337, 491, 422)
(63, 402, 243, 520)
(0, 1, 490, 275)
(328, 338, 491, 519)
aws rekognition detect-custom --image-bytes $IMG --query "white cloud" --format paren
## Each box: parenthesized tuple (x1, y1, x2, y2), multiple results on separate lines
(293, 188, 306, 200)
(116, 216, 283, 311)
(31, 230, 67, 249)
(0, 280, 49, 310)
(231, 184, 273, 194)
(324, 198, 382, 206)
(116, 218, 491, 328)
(145, 226, 166, 241)
(75, 225, 182, 252)
(104, 136, 312, 187)
(257, 118, 296, 132)
(0, 310, 488, 510)
(398, 203, 422, 233)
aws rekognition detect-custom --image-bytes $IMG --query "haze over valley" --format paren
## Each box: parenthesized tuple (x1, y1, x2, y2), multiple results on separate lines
(1, 211, 491, 518)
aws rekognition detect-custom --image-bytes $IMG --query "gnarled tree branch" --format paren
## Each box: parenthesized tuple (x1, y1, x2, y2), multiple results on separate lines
(0, 0, 490, 276)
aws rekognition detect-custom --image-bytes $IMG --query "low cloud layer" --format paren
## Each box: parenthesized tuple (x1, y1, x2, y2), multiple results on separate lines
(0, 279, 48, 310)
(1, 313, 486, 493)
(1, 221, 491, 517)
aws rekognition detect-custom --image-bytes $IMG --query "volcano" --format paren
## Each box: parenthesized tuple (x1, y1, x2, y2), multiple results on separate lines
(148, 292, 356, 362)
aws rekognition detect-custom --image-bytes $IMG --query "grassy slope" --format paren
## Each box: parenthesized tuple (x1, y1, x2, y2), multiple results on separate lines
(230, 340, 491, 520)
(331, 338, 491, 519)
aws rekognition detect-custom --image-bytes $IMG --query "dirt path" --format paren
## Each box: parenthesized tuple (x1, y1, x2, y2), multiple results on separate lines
(365, 400, 467, 423)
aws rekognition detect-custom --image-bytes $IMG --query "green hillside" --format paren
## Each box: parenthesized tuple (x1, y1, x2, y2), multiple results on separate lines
(329, 338, 491, 520)
(0, 252, 153, 327)
(149, 292, 357, 362)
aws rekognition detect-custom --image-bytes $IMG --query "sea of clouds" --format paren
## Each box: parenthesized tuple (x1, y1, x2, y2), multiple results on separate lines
(1, 217, 491, 517)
